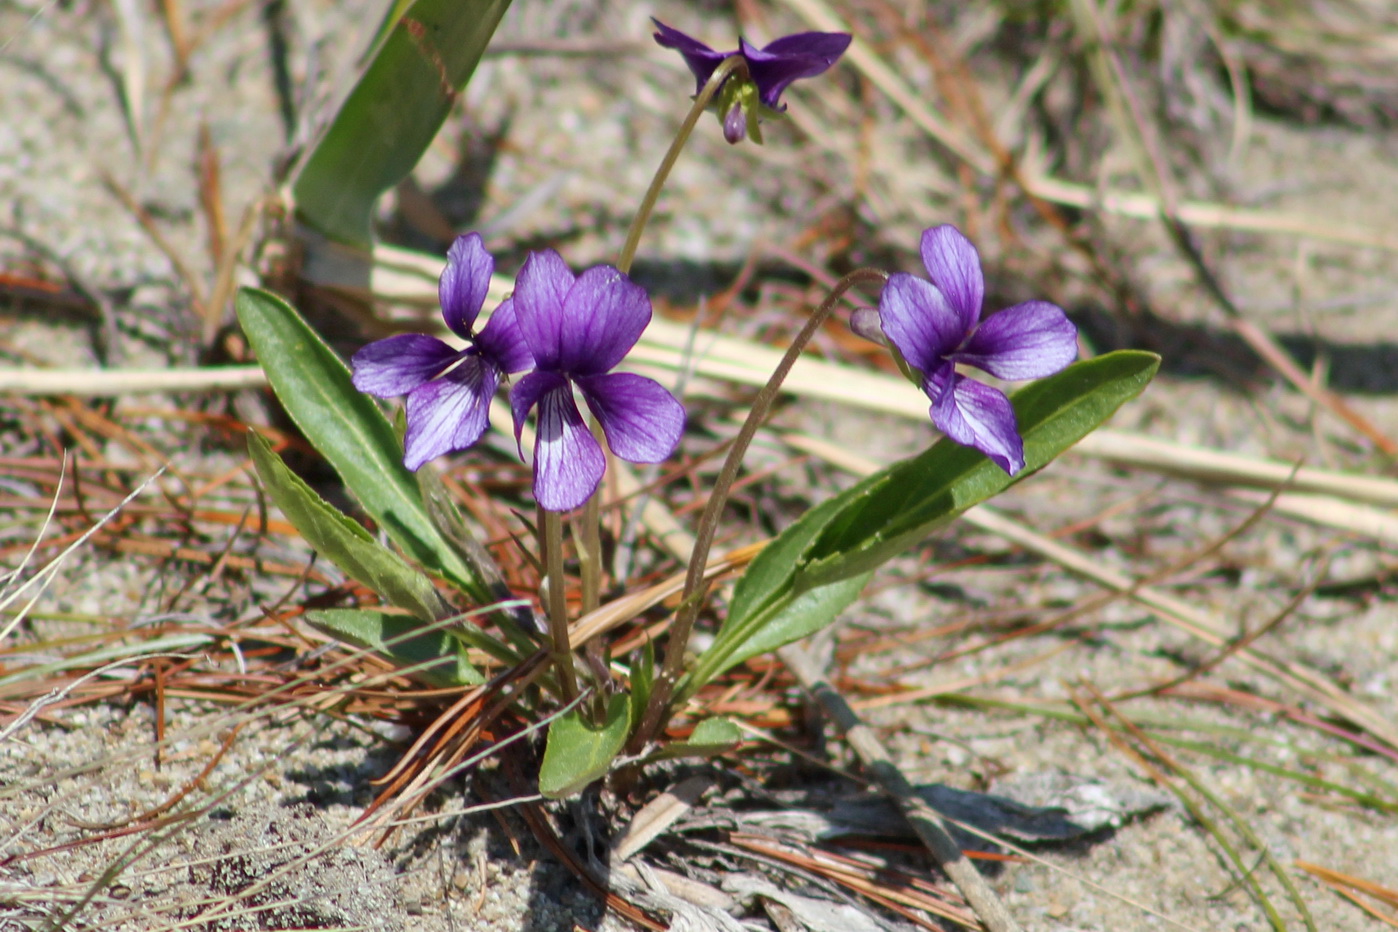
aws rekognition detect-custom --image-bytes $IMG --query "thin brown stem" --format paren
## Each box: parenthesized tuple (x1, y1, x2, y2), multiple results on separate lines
(631, 267, 887, 748)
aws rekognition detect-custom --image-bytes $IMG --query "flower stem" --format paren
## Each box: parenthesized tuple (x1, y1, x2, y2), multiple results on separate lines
(576, 422, 607, 615)
(631, 267, 889, 748)
(616, 55, 746, 276)
(540, 506, 579, 702)
(575, 437, 610, 718)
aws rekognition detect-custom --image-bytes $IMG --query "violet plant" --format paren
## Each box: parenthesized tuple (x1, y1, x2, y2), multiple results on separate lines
(235, 10, 1158, 798)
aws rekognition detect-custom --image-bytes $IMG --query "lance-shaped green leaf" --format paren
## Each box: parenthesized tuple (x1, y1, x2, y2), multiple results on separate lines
(684, 351, 1159, 697)
(249, 430, 451, 623)
(291, 0, 511, 247)
(305, 608, 483, 687)
(797, 351, 1160, 586)
(235, 287, 485, 600)
(539, 693, 632, 799)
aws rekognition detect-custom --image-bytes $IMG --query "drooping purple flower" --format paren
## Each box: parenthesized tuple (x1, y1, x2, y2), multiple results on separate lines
(351, 233, 532, 471)
(878, 225, 1078, 475)
(508, 250, 685, 512)
(652, 18, 851, 144)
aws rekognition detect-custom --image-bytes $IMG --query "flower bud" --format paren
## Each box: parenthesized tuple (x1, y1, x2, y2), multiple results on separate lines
(849, 306, 888, 346)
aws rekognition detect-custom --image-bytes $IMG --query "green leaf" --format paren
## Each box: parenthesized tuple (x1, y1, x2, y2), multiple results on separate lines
(248, 430, 450, 623)
(305, 607, 484, 687)
(235, 287, 484, 600)
(291, 0, 512, 247)
(539, 693, 631, 799)
(798, 351, 1160, 586)
(685, 351, 1159, 697)
(652, 716, 742, 761)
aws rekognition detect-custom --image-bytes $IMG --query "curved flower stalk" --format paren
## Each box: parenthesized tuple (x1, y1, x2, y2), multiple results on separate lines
(351, 233, 532, 470)
(509, 250, 685, 512)
(877, 225, 1079, 474)
(652, 18, 851, 144)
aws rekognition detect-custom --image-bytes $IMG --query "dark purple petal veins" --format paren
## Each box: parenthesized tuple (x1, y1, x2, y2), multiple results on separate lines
(556, 265, 651, 375)
(740, 32, 851, 108)
(525, 378, 606, 513)
(878, 273, 965, 374)
(475, 297, 533, 374)
(954, 300, 1078, 381)
(351, 334, 462, 398)
(919, 225, 984, 331)
(439, 233, 493, 338)
(576, 372, 685, 464)
(514, 249, 576, 370)
(402, 356, 497, 471)
(651, 19, 731, 93)
(509, 370, 566, 458)
(929, 372, 1025, 474)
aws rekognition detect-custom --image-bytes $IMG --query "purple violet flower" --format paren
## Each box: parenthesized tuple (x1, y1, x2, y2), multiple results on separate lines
(508, 250, 685, 512)
(652, 18, 851, 144)
(351, 233, 532, 471)
(878, 225, 1078, 475)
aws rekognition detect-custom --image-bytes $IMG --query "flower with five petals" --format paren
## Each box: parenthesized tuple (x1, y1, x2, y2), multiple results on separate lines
(351, 233, 532, 471)
(509, 250, 685, 512)
(878, 225, 1078, 475)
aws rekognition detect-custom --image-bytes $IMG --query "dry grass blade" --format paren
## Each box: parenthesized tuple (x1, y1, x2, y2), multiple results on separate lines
(0, 366, 267, 395)
(1066, 683, 1296, 931)
(727, 832, 980, 930)
(1, 465, 166, 643)
(961, 506, 1398, 755)
(1296, 860, 1398, 928)
(1019, 174, 1398, 253)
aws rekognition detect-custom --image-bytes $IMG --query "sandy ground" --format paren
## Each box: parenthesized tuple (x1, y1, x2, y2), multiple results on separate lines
(3, 1, 1398, 930)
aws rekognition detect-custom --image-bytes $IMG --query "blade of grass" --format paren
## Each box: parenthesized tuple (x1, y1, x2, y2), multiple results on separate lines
(1296, 861, 1398, 927)
(1088, 681, 1318, 930)
(1067, 681, 1297, 931)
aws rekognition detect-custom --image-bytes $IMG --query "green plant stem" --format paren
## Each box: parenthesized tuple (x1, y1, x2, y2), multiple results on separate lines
(631, 267, 888, 748)
(540, 507, 579, 702)
(616, 55, 746, 275)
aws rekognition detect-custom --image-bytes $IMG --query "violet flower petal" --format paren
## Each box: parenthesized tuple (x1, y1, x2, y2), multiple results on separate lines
(439, 233, 493, 339)
(953, 300, 1078, 380)
(510, 369, 562, 457)
(350, 334, 462, 398)
(401, 355, 496, 471)
(513, 249, 576, 370)
(723, 101, 748, 144)
(576, 372, 685, 464)
(556, 265, 651, 375)
(878, 273, 965, 374)
(475, 297, 533, 374)
(651, 18, 732, 93)
(919, 225, 984, 332)
(510, 373, 605, 513)
(740, 32, 851, 109)
(929, 372, 1025, 474)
